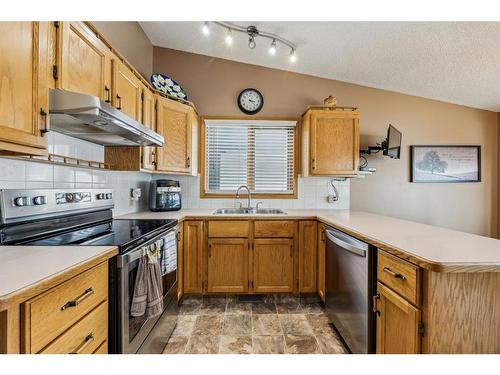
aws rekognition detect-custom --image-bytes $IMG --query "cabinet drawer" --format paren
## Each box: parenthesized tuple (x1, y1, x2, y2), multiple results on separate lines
(39, 301, 108, 354)
(208, 221, 249, 238)
(378, 251, 420, 306)
(25, 262, 108, 353)
(254, 221, 295, 238)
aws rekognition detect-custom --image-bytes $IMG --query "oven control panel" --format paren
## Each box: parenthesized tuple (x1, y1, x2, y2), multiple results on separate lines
(0, 189, 115, 225)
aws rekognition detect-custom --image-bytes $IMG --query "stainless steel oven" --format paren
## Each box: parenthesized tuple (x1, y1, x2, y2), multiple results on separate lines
(324, 226, 376, 354)
(116, 225, 179, 354)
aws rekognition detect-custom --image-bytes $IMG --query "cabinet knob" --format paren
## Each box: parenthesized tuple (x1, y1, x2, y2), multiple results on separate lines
(116, 94, 122, 110)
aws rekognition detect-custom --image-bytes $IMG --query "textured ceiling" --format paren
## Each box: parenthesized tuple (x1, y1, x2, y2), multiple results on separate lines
(140, 22, 500, 111)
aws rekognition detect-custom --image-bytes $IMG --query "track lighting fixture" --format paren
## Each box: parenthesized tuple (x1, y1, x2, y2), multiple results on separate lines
(202, 22, 297, 64)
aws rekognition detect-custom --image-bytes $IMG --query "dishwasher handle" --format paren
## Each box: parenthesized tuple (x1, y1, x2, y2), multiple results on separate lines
(325, 228, 367, 257)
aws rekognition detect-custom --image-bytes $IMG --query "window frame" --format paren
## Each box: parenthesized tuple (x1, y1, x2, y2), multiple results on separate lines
(199, 116, 299, 199)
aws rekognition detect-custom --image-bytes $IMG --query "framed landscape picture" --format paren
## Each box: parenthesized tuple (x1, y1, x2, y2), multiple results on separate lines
(410, 145, 481, 183)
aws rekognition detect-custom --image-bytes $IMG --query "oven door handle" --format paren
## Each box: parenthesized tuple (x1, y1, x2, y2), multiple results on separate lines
(325, 229, 367, 257)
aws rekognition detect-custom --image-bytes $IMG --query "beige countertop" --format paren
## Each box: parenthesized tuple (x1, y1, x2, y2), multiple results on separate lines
(119, 209, 500, 272)
(0, 245, 117, 311)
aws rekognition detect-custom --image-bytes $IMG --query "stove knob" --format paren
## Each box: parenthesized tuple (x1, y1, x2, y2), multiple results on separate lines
(106, 193, 112, 199)
(65, 193, 74, 203)
(73, 193, 82, 202)
(96, 193, 105, 200)
(14, 196, 30, 207)
(33, 196, 47, 205)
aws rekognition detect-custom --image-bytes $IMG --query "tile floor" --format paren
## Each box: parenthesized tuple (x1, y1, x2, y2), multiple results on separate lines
(163, 294, 347, 354)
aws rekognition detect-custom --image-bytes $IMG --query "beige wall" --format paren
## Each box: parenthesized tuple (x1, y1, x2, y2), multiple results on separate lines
(153, 47, 498, 237)
(92, 22, 153, 79)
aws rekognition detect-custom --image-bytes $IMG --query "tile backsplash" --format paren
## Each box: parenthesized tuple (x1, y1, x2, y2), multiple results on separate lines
(0, 132, 350, 217)
(0, 132, 151, 217)
(152, 174, 350, 210)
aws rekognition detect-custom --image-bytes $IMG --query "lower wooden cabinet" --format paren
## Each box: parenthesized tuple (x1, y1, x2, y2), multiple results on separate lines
(253, 238, 294, 293)
(298, 221, 317, 293)
(207, 239, 249, 293)
(375, 282, 421, 354)
(183, 220, 204, 294)
(317, 223, 326, 302)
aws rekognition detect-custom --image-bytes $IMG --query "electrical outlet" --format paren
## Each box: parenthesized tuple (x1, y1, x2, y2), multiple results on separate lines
(327, 195, 338, 203)
(131, 188, 142, 201)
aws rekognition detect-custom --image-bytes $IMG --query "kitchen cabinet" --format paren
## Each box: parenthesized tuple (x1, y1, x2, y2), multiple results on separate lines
(253, 238, 295, 293)
(0, 22, 50, 156)
(301, 107, 360, 176)
(317, 223, 326, 302)
(141, 87, 157, 171)
(57, 21, 112, 101)
(183, 221, 204, 294)
(375, 282, 421, 354)
(177, 226, 184, 301)
(299, 221, 317, 293)
(112, 59, 142, 122)
(207, 239, 249, 293)
(156, 96, 198, 175)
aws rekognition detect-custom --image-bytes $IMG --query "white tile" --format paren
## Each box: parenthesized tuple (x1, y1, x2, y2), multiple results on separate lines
(75, 169, 92, 183)
(54, 165, 75, 182)
(75, 182, 93, 189)
(0, 158, 26, 181)
(26, 162, 53, 181)
(26, 181, 54, 189)
(0, 181, 26, 189)
(54, 182, 75, 189)
(92, 170, 108, 184)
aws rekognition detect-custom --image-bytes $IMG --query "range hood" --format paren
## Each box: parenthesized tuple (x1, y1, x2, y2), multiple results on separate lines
(49, 89, 164, 147)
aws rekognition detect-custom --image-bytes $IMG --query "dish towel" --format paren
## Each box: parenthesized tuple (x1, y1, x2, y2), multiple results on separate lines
(161, 232, 177, 274)
(130, 244, 164, 319)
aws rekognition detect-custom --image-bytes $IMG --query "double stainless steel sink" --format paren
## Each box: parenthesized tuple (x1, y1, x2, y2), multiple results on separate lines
(213, 208, 286, 215)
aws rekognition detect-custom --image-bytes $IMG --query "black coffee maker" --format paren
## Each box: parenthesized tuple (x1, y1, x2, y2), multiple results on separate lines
(149, 179, 182, 211)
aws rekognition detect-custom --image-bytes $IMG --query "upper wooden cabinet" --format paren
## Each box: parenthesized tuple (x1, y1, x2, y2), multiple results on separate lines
(302, 107, 360, 176)
(112, 59, 142, 122)
(155, 96, 198, 175)
(0, 22, 50, 156)
(57, 22, 112, 101)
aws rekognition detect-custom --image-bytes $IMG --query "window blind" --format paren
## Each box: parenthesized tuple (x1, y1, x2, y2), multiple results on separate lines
(204, 120, 296, 195)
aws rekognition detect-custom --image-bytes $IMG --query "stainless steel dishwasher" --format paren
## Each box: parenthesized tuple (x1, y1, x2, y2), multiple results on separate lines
(324, 226, 376, 354)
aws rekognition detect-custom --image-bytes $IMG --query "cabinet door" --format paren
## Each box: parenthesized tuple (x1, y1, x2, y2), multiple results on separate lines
(141, 88, 156, 171)
(177, 226, 184, 301)
(207, 239, 249, 293)
(299, 221, 318, 293)
(155, 97, 192, 174)
(253, 239, 294, 293)
(317, 224, 326, 302)
(58, 22, 112, 100)
(112, 59, 142, 121)
(310, 111, 359, 175)
(0, 22, 48, 155)
(376, 282, 421, 354)
(183, 221, 204, 294)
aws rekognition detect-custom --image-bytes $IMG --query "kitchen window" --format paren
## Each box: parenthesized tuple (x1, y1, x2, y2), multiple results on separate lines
(201, 118, 297, 198)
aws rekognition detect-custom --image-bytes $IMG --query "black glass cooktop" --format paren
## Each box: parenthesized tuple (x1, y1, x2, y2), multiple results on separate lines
(1, 209, 176, 252)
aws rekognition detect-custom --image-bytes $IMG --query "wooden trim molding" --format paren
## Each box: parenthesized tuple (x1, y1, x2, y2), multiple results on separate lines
(199, 116, 300, 199)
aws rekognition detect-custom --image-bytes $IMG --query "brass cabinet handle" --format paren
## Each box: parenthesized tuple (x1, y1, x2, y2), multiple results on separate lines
(61, 288, 94, 310)
(71, 333, 94, 354)
(321, 229, 326, 243)
(40, 108, 49, 136)
(382, 267, 406, 280)
(116, 94, 122, 110)
(104, 85, 111, 103)
(311, 158, 316, 170)
(186, 156, 191, 168)
(290, 244, 293, 258)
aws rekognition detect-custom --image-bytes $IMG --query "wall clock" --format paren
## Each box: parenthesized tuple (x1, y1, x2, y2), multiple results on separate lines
(237, 88, 264, 115)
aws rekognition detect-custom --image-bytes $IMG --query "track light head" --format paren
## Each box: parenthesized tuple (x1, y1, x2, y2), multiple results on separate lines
(224, 28, 233, 46)
(269, 39, 277, 55)
(202, 22, 210, 36)
(248, 36, 256, 49)
(289, 48, 297, 63)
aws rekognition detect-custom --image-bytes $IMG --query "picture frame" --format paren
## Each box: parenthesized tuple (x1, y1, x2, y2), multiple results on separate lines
(410, 145, 481, 183)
